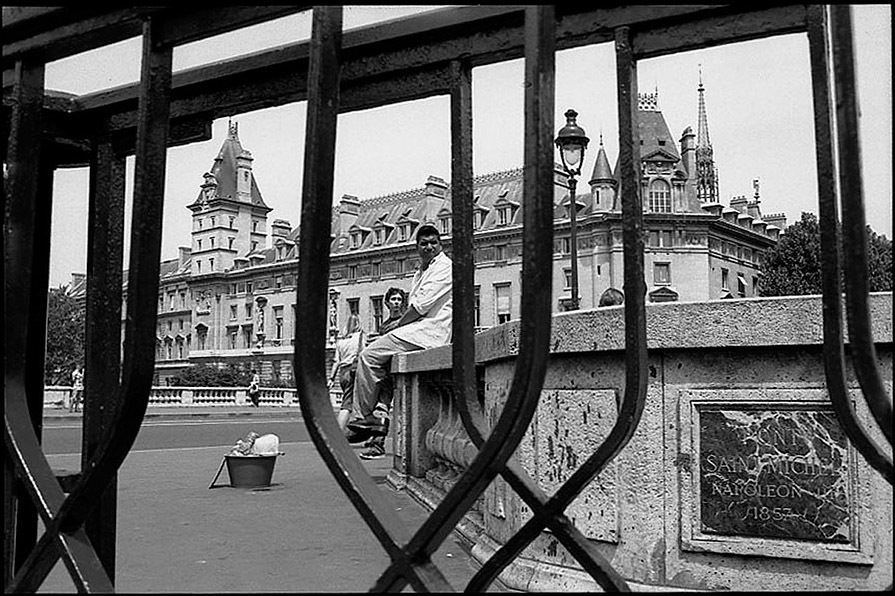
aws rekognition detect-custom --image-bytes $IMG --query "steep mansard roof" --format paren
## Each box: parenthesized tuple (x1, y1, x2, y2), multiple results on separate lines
(189, 123, 269, 210)
(329, 168, 544, 254)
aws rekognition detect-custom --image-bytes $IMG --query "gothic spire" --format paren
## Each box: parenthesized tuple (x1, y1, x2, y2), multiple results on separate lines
(695, 66, 718, 203)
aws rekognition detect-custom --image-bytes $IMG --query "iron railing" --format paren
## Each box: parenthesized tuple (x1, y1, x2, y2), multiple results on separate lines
(4, 5, 891, 592)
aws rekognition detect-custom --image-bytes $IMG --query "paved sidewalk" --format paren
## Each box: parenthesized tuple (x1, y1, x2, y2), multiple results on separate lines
(34, 407, 509, 593)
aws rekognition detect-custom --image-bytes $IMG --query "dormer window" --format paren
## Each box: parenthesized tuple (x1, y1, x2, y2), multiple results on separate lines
(350, 231, 362, 249)
(439, 216, 451, 235)
(374, 228, 384, 245)
(473, 210, 486, 230)
(498, 207, 511, 226)
(399, 224, 410, 242)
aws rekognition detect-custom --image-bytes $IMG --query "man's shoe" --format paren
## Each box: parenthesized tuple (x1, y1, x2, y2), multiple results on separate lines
(345, 426, 372, 444)
(347, 414, 388, 437)
(359, 444, 386, 460)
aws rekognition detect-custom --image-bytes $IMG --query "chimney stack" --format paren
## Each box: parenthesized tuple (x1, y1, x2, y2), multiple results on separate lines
(338, 195, 361, 235)
(679, 126, 696, 176)
(178, 246, 192, 268)
(271, 219, 292, 239)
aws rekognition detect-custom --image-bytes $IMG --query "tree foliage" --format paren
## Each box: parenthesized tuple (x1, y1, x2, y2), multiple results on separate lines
(171, 363, 253, 387)
(760, 212, 893, 296)
(45, 285, 85, 385)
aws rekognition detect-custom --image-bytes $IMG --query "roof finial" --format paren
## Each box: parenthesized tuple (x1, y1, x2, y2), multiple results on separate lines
(698, 63, 703, 89)
(228, 118, 239, 139)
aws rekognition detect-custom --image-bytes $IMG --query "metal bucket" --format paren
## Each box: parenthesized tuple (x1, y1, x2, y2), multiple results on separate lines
(225, 454, 279, 488)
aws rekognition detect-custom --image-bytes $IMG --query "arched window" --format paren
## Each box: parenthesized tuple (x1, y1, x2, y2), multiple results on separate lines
(648, 179, 671, 213)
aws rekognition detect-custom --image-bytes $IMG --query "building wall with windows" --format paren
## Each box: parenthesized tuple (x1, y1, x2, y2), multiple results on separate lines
(68, 86, 784, 386)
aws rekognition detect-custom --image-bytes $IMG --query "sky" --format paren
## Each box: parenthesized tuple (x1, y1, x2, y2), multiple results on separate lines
(43, 5, 892, 289)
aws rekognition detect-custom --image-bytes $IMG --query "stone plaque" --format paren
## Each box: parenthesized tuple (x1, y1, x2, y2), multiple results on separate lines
(698, 406, 851, 542)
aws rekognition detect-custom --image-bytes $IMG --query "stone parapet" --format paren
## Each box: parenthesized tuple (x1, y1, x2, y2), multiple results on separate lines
(388, 293, 893, 591)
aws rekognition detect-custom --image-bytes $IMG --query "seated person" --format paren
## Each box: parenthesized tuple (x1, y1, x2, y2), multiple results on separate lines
(359, 286, 407, 460)
(347, 224, 452, 443)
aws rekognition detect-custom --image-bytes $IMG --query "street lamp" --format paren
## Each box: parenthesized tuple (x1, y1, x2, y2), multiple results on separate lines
(555, 108, 589, 310)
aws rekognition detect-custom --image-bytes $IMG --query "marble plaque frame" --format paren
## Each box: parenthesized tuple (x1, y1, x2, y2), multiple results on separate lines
(677, 388, 875, 565)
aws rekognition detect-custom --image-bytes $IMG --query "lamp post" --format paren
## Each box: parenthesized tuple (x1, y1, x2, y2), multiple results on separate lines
(555, 109, 589, 310)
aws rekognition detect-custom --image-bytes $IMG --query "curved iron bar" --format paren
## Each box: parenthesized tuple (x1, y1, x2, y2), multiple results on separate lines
(805, 6, 893, 486)
(366, 6, 562, 591)
(444, 49, 628, 594)
(4, 58, 114, 593)
(829, 5, 893, 450)
(6, 18, 173, 591)
(439, 53, 623, 593)
(464, 25, 648, 593)
(293, 7, 455, 592)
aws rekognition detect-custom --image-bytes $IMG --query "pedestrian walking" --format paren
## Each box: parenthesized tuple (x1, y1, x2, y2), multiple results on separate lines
(248, 370, 261, 407)
(329, 314, 364, 432)
(69, 366, 84, 413)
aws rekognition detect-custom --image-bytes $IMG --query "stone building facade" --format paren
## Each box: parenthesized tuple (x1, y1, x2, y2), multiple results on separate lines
(69, 84, 785, 386)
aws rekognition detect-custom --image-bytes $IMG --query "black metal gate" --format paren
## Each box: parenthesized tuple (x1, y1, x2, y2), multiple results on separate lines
(4, 5, 891, 592)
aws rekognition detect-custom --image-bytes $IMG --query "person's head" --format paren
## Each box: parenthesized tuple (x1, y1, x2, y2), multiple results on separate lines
(384, 287, 406, 315)
(415, 224, 442, 268)
(598, 287, 625, 307)
(345, 313, 361, 336)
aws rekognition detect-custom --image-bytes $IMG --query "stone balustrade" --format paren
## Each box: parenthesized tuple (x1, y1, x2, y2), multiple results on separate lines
(44, 385, 308, 408)
(386, 293, 893, 592)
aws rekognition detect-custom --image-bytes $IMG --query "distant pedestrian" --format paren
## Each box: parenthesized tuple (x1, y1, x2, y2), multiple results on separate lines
(360, 287, 406, 460)
(248, 370, 261, 407)
(69, 366, 84, 413)
(329, 314, 363, 432)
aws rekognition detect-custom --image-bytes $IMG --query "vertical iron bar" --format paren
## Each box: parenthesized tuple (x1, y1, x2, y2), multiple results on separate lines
(16, 152, 55, 573)
(82, 131, 127, 580)
(806, 6, 892, 484)
(467, 25, 650, 593)
(3, 58, 112, 594)
(449, 58, 476, 443)
(58, 14, 172, 532)
(294, 6, 452, 592)
(398, 0, 557, 574)
(4, 56, 45, 587)
(829, 5, 893, 448)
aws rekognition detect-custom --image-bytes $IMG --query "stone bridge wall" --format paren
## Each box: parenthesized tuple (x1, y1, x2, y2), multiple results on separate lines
(386, 293, 893, 591)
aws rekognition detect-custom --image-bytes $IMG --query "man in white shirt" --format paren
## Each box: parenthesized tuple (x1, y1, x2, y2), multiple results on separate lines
(347, 223, 452, 441)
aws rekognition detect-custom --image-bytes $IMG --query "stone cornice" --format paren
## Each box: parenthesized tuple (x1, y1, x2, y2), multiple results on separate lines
(394, 293, 894, 373)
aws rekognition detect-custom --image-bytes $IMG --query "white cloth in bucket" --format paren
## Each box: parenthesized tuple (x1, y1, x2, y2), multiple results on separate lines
(251, 433, 279, 455)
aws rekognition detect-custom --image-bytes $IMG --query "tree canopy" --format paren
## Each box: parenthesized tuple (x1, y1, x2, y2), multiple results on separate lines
(760, 212, 893, 296)
(45, 285, 85, 385)
(171, 363, 253, 387)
